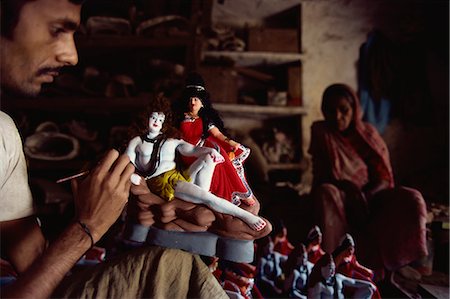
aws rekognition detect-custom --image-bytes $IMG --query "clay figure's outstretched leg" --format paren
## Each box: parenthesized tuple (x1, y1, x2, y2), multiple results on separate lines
(187, 154, 215, 191)
(174, 181, 266, 231)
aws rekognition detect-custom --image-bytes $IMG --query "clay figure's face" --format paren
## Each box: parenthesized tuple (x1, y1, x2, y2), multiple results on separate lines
(324, 97, 354, 132)
(343, 246, 355, 261)
(0, 0, 80, 96)
(148, 112, 165, 134)
(298, 251, 308, 266)
(189, 97, 203, 115)
(321, 260, 336, 280)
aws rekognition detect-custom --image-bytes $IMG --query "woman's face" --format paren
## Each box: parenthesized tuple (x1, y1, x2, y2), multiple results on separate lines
(148, 112, 165, 134)
(324, 97, 354, 132)
(189, 97, 203, 114)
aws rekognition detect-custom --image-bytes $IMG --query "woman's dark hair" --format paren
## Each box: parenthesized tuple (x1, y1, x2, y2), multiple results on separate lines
(321, 83, 357, 117)
(1, 0, 84, 39)
(174, 72, 226, 139)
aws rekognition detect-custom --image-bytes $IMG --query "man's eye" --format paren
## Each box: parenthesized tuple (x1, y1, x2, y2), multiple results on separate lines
(51, 27, 66, 36)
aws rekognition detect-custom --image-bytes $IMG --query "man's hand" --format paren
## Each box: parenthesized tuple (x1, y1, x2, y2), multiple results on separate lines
(71, 150, 135, 242)
(130, 176, 215, 231)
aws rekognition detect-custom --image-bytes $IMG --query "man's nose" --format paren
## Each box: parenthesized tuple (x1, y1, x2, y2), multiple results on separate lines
(57, 35, 79, 66)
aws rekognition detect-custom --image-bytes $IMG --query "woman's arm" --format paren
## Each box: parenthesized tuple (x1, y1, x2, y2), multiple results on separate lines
(362, 179, 390, 200)
(209, 127, 240, 150)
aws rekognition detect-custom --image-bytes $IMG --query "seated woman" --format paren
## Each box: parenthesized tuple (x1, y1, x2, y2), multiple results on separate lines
(308, 83, 427, 276)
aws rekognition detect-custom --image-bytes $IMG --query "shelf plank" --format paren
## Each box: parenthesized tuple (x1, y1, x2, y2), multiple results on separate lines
(75, 35, 192, 49)
(203, 51, 304, 67)
(266, 162, 307, 171)
(4, 97, 150, 112)
(5, 98, 306, 117)
(28, 158, 90, 171)
(215, 103, 306, 118)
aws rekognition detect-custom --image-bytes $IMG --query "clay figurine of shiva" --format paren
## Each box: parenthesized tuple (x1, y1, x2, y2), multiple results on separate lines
(126, 94, 266, 231)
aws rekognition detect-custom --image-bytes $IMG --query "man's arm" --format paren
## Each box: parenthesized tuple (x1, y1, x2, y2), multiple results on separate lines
(3, 222, 91, 298)
(0, 216, 45, 275)
(3, 150, 134, 299)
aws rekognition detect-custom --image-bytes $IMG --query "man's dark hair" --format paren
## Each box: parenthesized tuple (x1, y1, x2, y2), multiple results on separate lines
(1, 0, 84, 39)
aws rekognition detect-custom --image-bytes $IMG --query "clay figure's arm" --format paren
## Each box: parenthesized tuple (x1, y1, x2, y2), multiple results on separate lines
(125, 136, 141, 165)
(337, 273, 375, 299)
(209, 126, 240, 150)
(176, 140, 224, 163)
(307, 282, 324, 299)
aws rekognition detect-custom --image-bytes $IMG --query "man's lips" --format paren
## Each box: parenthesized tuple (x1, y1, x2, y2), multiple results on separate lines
(45, 70, 60, 77)
(37, 67, 61, 79)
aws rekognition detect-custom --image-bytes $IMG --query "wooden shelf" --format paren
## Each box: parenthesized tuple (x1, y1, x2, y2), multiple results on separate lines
(28, 159, 89, 171)
(202, 50, 304, 67)
(267, 162, 307, 171)
(75, 35, 192, 50)
(215, 103, 306, 119)
(3, 97, 149, 112)
(5, 98, 306, 117)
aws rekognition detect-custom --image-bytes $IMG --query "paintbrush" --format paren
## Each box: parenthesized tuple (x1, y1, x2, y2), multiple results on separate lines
(56, 170, 90, 183)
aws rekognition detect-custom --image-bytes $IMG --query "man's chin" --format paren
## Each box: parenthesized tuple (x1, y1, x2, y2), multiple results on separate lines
(4, 83, 41, 98)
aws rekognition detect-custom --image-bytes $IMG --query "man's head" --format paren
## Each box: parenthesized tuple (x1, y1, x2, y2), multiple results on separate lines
(0, 0, 83, 96)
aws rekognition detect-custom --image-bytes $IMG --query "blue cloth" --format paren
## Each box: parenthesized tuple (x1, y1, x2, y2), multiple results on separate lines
(359, 89, 391, 133)
(358, 30, 393, 134)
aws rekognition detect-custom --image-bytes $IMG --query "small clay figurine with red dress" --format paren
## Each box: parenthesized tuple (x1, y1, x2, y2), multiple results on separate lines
(332, 233, 380, 298)
(272, 219, 294, 256)
(305, 225, 326, 264)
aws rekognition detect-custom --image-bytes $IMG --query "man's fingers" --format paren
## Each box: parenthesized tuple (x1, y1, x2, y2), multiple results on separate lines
(118, 162, 135, 190)
(70, 178, 79, 196)
(110, 153, 131, 177)
(92, 149, 120, 178)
